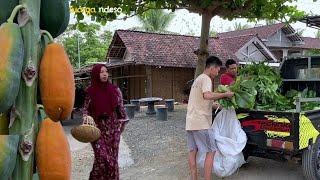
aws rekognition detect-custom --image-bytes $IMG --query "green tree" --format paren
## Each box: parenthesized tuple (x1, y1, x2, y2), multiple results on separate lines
(306, 30, 320, 56)
(233, 22, 251, 30)
(137, 9, 175, 33)
(186, 30, 196, 36)
(71, 0, 308, 78)
(209, 29, 218, 37)
(59, 23, 113, 68)
(266, 19, 277, 25)
(296, 28, 305, 36)
(316, 30, 320, 38)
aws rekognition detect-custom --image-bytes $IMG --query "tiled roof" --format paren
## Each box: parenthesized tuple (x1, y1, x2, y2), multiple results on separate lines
(218, 34, 257, 54)
(218, 23, 306, 45)
(114, 30, 199, 68)
(218, 23, 285, 39)
(300, 37, 320, 49)
(108, 30, 259, 68)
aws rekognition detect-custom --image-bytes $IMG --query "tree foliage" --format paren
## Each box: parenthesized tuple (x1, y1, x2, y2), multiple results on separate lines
(58, 23, 113, 68)
(137, 9, 175, 33)
(209, 29, 218, 37)
(227, 22, 252, 31)
(316, 30, 320, 38)
(296, 28, 305, 36)
(266, 19, 277, 25)
(71, 0, 306, 23)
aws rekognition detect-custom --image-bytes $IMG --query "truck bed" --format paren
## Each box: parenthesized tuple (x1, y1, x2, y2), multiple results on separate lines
(235, 109, 320, 159)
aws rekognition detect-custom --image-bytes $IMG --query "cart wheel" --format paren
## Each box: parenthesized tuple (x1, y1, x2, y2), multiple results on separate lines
(243, 153, 249, 161)
(302, 136, 320, 180)
(242, 146, 250, 161)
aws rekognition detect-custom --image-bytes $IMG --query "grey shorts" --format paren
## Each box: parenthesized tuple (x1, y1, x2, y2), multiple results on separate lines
(187, 129, 216, 153)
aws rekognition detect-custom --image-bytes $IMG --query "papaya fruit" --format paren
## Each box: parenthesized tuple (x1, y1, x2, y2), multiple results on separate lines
(0, 112, 9, 135)
(0, 0, 19, 24)
(39, 42, 75, 121)
(36, 118, 71, 180)
(40, 0, 70, 38)
(0, 9, 24, 113)
(0, 135, 20, 179)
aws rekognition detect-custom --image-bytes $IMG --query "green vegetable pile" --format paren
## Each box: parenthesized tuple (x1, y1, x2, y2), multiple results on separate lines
(217, 62, 320, 111)
(217, 77, 257, 109)
(285, 88, 320, 111)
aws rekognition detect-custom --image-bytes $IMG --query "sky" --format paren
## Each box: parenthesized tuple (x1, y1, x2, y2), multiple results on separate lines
(69, 0, 320, 38)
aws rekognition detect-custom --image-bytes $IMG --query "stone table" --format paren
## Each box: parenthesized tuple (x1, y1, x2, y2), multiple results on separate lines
(139, 97, 163, 115)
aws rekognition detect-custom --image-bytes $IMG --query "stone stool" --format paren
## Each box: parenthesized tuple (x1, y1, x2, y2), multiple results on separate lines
(124, 104, 136, 119)
(130, 99, 140, 112)
(156, 106, 168, 121)
(165, 99, 175, 112)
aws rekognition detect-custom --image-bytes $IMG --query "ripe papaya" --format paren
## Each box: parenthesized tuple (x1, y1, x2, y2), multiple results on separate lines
(40, 0, 70, 38)
(0, 0, 19, 24)
(39, 42, 75, 121)
(0, 10, 24, 112)
(36, 118, 71, 180)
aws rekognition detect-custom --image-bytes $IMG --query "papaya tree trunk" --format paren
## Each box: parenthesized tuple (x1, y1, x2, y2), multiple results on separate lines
(9, 0, 41, 179)
(194, 12, 212, 78)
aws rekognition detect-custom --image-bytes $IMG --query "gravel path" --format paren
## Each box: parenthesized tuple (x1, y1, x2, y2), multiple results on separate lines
(119, 105, 188, 179)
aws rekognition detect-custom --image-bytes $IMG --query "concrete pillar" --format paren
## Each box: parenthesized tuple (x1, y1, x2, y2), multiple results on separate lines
(156, 106, 168, 121)
(283, 49, 288, 59)
(146, 66, 152, 97)
(124, 104, 136, 119)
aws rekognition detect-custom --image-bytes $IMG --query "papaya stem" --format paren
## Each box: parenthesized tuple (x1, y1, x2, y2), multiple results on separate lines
(8, 5, 25, 23)
(40, 30, 54, 43)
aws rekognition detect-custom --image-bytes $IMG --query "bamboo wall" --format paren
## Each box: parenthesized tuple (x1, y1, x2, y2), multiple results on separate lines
(109, 65, 225, 103)
(151, 66, 194, 102)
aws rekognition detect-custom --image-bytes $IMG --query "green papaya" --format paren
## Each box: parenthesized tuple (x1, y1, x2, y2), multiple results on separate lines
(0, 11, 24, 112)
(0, 135, 20, 179)
(0, 0, 19, 24)
(0, 112, 9, 135)
(40, 0, 70, 38)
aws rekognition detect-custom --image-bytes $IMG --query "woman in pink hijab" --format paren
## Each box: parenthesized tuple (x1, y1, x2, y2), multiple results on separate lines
(82, 64, 128, 180)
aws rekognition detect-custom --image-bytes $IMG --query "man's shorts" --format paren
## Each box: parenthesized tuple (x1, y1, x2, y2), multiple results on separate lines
(187, 129, 216, 153)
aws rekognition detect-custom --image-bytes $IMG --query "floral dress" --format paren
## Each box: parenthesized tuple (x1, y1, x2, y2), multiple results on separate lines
(82, 88, 127, 180)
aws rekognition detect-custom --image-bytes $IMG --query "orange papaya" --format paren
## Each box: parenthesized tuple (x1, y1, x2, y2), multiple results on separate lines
(39, 43, 75, 121)
(36, 118, 71, 180)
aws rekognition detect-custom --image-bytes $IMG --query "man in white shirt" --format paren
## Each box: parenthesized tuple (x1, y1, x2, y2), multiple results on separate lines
(186, 56, 234, 180)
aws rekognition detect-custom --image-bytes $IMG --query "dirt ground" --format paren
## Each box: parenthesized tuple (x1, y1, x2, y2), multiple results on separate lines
(70, 105, 306, 180)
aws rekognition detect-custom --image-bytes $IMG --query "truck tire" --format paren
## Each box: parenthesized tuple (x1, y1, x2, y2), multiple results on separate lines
(302, 136, 320, 180)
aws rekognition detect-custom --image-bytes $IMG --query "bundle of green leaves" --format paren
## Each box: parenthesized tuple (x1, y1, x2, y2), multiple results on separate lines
(286, 88, 320, 111)
(238, 62, 291, 111)
(217, 77, 257, 109)
(217, 62, 320, 111)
